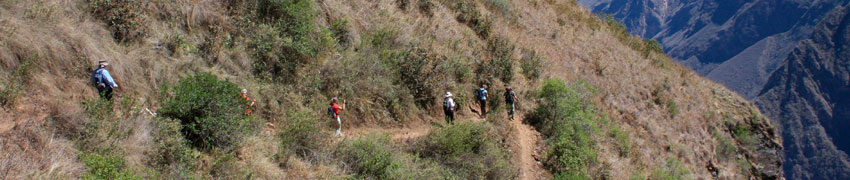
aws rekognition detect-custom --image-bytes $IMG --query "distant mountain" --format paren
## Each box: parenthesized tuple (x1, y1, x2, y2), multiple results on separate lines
(756, 4, 850, 179)
(578, 0, 843, 99)
(579, 0, 850, 179)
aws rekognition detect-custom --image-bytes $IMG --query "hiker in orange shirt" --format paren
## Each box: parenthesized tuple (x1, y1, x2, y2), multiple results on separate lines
(241, 89, 255, 114)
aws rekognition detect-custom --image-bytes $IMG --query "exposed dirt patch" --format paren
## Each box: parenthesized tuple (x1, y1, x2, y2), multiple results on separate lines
(509, 115, 550, 180)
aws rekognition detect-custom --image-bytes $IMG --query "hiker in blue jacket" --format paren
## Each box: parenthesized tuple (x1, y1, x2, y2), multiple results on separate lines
(91, 60, 118, 100)
(477, 84, 489, 118)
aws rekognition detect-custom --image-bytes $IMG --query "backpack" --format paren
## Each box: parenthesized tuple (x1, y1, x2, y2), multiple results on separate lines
(328, 106, 337, 119)
(90, 68, 105, 88)
(505, 91, 516, 103)
(443, 97, 453, 112)
(477, 89, 487, 100)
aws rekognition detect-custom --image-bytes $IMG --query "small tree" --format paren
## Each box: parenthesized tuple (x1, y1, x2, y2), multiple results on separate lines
(159, 72, 256, 151)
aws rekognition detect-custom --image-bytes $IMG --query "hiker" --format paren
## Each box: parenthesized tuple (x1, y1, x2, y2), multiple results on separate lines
(476, 84, 489, 118)
(241, 89, 256, 114)
(504, 86, 519, 120)
(443, 92, 457, 124)
(90, 60, 118, 100)
(330, 97, 346, 136)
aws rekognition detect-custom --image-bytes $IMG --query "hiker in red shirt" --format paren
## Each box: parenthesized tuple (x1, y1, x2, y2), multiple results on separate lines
(242, 89, 255, 114)
(331, 97, 346, 136)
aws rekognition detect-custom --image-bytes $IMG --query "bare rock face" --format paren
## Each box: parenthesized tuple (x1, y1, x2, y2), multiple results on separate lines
(756, 4, 850, 180)
(578, 0, 843, 99)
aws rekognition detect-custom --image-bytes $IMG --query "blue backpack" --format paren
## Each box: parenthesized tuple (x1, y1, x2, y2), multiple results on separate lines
(91, 68, 105, 88)
(477, 89, 487, 100)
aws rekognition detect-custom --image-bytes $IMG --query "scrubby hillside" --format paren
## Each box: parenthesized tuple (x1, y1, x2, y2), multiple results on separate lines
(0, 0, 780, 179)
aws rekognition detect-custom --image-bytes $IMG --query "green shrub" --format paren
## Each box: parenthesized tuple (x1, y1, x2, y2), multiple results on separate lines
(277, 109, 327, 165)
(88, 0, 148, 43)
(249, 23, 308, 83)
(367, 27, 400, 50)
(81, 152, 139, 180)
(388, 48, 444, 108)
(484, 0, 511, 15)
(331, 18, 351, 46)
(530, 79, 600, 178)
(209, 152, 254, 179)
(477, 37, 515, 84)
(245, 0, 320, 82)
(338, 134, 456, 180)
(609, 125, 631, 157)
(158, 72, 257, 151)
(150, 118, 196, 176)
(1, 57, 36, 108)
(418, 0, 435, 17)
(396, 0, 410, 10)
(650, 158, 691, 180)
(164, 33, 197, 57)
(520, 49, 544, 80)
(417, 121, 516, 179)
(733, 123, 759, 148)
(713, 129, 737, 161)
(450, 1, 492, 38)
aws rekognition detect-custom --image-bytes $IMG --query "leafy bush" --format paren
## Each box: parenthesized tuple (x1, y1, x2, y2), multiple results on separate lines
(450, 1, 493, 38)
(418, 0, 435, 17)
(81, 152, 139, 180)
(388, 48, 445, 108)
(150, 118, 196, 176)
(417, 121, 516, 179)
(88, 0, 148, 42)
(277, 109, 327, 165)
(530, 79, 600, 178)
(245, 0, 321, 82)
(331, 18, 351, 46)
(484, 0, 511, 15)
(338, 134, 456, 180)
(250, 24, 308, 83)
(1, 57, 36, 108)
(650, 158, 691, 180)
(733, 123, 759, 148)
(713, 129, 737, 161)
(158, 72, 256, 151)
(520, 49, 544, 80)
(255, 0, 316, 54)
(477, 37, 515, 84)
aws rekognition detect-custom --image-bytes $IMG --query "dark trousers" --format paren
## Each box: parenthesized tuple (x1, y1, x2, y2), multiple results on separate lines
(479, 100, 487, 117)
(507, 102, 515, 120)
(445, 110, 455, 124)
(98, 88, 113, 100)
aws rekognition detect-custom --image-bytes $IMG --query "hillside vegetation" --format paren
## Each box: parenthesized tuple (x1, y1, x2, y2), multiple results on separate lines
(0, 0, 781, 179)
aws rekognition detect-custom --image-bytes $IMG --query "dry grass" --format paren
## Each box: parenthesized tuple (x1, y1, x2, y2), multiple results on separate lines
(0, 0, 778, 179)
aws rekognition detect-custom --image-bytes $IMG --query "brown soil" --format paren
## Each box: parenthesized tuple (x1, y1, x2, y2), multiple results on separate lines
(509, 115, 551, 180)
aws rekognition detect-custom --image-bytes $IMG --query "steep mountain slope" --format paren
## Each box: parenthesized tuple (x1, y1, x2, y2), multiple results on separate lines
(755, 4, 850, 179)
(0, 0, 781, 179)
(579, 0, 843, 99)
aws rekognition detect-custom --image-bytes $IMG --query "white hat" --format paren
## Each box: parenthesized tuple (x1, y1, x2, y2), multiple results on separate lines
(445, 92, 452, 97)
(98, 60, 109, 66)
(242, 89, 248, 93)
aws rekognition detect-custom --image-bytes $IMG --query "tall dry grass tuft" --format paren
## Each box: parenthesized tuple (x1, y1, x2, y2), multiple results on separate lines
(0, 121, 85, 179)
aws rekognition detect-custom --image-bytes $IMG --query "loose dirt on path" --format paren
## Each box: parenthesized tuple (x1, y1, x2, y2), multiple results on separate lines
(509, 115, 551, 180)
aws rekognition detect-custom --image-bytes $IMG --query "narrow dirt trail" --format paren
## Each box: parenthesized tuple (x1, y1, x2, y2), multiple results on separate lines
(509, 114, 551, 180)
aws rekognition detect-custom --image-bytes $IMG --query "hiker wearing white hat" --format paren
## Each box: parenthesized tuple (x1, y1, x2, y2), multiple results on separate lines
(90, 60, 118, 100)
(443, 92, 456, 124)
(241, 89, 255, 114)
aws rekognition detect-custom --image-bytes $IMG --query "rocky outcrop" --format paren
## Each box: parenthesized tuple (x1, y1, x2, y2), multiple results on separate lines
(756, 4, 850, 180)
(578, 0, 843, 99)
